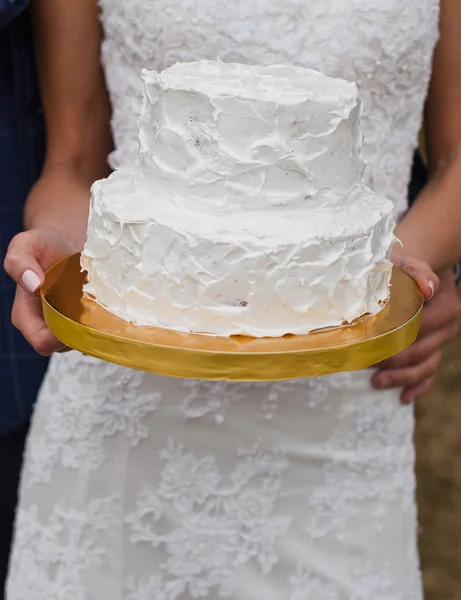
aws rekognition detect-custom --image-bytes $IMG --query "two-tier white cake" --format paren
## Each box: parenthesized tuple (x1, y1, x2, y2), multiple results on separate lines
(81, 61, 396, 337)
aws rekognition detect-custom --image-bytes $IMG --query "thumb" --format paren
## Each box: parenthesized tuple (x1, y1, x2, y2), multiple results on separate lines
(4, 231, 46, 294)
(392, 254, 440, 300)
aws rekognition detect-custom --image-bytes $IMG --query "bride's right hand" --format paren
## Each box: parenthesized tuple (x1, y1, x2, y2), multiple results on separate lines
(4, 227, 75, 355)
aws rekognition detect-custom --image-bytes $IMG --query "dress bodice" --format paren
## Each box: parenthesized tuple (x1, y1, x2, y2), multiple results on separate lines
(98, 0, 439, 219)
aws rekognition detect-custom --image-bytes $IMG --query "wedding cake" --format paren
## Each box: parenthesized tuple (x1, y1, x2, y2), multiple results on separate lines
(81, 61, 396, 337)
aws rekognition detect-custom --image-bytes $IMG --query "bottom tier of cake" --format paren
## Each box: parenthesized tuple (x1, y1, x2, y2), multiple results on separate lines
(81, 170, 396, 337)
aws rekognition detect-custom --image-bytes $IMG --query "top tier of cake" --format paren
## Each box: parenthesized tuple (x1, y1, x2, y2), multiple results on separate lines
(137, 61, 366, 214)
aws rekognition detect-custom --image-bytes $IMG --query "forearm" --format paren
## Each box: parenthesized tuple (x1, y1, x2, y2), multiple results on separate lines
(395, 154, 461, 271)
(25, 0, 112, 253)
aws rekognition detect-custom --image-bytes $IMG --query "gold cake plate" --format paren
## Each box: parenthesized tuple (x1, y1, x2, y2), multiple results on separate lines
(41, 254, 423, 381)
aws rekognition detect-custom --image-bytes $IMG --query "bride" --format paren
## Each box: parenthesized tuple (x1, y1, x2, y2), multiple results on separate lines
(4, 1, 461, 598)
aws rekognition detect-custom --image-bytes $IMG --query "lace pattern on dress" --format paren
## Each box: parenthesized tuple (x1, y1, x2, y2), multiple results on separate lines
(6, 496, 119, 600)
(24, 352, 162, 486)
(125, 439, 290, 598)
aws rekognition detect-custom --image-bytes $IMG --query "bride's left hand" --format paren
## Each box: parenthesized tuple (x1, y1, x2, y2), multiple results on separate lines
(372, 257, 461, 403)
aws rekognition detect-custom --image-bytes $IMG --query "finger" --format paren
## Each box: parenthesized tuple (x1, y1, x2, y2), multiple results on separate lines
(4, 232, 45, 294)
(394, 255, 440, 300)
(376, 321, 458, 371)
(418, 295, 461, 337)
(377, 329, 434, 370)
(401, 374, 437, 404)
(11, 286, 66, 356)
(373, 351, 442, 389)
(377, 294, 461, 370)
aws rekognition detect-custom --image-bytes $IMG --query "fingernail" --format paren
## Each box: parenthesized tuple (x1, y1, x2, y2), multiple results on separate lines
(428, 280, 435, 299)
(22, 270, 41, 293)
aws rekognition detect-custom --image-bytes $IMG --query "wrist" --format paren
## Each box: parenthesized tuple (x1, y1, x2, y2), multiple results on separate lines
(24, 172, 90, 252)
(31, 226, 80, 255)
(27, 223, 84, 255)
(393, 222, 434, 268)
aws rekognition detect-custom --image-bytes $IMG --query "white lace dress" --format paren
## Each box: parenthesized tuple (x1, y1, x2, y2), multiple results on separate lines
(7, 1, 440, 599)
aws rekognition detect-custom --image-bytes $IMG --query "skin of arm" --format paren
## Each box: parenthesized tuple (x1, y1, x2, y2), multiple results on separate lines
(395, 0, 461, 271)
(26, 0, 112, 250)
(374, 0, 461, 401)
(3, 0, 111, 355)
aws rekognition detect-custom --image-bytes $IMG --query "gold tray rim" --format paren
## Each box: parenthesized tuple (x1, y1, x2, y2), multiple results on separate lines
(41, 254, 423, 381)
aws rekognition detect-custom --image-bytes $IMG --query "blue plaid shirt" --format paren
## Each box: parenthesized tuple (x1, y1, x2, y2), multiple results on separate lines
(0, 1, 48, 435)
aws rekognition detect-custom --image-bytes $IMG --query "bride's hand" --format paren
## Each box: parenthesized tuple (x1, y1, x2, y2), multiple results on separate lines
(390, 252, 440, 301)
(373, 258, 461, 403)
(4, 227, 75, 355)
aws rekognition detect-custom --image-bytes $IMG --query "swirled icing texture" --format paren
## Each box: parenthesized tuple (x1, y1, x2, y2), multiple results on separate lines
(137, 62, 365, 213)
(82, 61, 396, 336)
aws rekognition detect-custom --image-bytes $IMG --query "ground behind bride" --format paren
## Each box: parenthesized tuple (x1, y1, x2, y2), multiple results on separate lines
(417, 286, 461, 599)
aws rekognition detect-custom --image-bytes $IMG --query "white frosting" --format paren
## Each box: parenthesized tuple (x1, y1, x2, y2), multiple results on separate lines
(82, 60, 396, 337)
(137, 62, 365, 212)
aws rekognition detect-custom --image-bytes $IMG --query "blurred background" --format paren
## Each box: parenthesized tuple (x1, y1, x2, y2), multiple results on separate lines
(417, 307, 461, 600)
